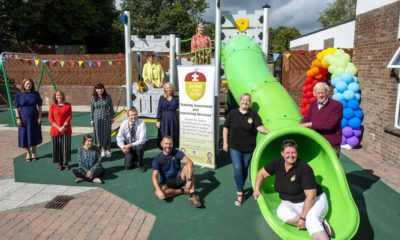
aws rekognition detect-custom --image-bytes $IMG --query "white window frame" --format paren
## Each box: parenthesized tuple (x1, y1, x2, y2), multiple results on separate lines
(388, 46, 400, 68)
(395, 83, 400, 129)
(388, 46, 400, 129)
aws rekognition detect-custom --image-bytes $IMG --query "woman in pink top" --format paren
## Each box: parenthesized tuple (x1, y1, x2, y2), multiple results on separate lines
(191, 23, 212, 64)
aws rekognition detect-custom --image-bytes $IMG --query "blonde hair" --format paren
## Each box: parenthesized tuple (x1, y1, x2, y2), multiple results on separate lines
(163, 82, 175, 97)
(239, 93, 252, 103)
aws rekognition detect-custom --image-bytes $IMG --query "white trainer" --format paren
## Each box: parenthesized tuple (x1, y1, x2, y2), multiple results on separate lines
(101, 151, 106, 158)
(105, 150, 112, 158)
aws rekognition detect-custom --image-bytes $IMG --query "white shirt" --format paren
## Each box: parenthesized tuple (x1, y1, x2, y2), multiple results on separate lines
(116, 118, 147, 149)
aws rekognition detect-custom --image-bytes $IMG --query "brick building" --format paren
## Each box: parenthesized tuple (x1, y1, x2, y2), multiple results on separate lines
(289, 0, 400, 163)
(353, 0, 400, 163)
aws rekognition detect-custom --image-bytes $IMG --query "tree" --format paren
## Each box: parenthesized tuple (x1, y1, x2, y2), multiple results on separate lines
(0, 0, 121, 53)
(119, 0, 209, 42)
(317, 0, 356, 28)
(269, 26, 301, 53)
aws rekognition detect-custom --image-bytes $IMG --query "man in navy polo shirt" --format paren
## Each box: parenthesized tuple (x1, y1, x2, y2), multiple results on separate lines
(152, 136, 203, 208)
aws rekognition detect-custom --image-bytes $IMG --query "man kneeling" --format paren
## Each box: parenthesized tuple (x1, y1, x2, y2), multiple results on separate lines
(152, 136, 203, 208)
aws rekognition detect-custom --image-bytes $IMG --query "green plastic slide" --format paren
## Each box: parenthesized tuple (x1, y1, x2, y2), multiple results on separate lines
(222, 35, 359, 240)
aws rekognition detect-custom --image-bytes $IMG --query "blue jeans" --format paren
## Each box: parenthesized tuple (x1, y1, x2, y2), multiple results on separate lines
(230, 148, 253, 192)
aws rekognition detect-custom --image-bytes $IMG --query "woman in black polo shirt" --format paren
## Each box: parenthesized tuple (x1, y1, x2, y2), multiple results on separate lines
(223, 93, 269, 207)
(253, 140, 334, 239)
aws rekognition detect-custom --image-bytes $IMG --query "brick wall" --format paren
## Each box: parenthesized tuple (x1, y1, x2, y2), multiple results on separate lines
(353, 1, 400, 163)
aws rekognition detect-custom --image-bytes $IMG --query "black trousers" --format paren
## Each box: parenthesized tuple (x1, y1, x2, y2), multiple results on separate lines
(125, 144, 145, 170)
(72, 167, 104, 181)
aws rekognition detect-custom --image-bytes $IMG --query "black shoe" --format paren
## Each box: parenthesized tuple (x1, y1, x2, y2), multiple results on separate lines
(57, 166, 65, 171)
(138, 165, 146, 172)
(323, 219, 335, 238)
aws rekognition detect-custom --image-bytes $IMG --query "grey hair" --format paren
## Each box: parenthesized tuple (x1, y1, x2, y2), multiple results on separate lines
(239, 93, 252, 102)
(313, 82, 330, 94)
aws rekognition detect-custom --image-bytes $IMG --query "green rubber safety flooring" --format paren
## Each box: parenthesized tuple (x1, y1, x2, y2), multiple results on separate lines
(13, 129, 400, 240)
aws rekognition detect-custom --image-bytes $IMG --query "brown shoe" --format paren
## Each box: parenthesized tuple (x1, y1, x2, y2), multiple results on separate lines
(188, 193, 203, 208)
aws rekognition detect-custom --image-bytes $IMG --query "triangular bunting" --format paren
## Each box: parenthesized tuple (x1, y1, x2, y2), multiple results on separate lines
(42, 60, 48, 64)
(60, 60, 65, 67)
(24, 59, 32, 64)
(284, 54, 291, 59)
(34, 59, 40, 66)
(116, 59, 123, 65)
(273, 53, 280, 61)
(108, 61, 112, 66)
(87, 60, 93, 67)
(95, 61, 102, 67)
(50, 60, 58, 66)
(78, 61, 84, 67)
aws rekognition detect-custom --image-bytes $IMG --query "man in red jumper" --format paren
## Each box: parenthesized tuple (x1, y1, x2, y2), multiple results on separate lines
(300, 82, 343, 155)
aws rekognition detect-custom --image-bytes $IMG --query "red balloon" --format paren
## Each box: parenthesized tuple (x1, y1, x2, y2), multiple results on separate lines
(307, 91, 314, 98)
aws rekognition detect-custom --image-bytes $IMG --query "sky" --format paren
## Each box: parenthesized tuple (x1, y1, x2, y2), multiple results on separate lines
(116, 0, 334, 35)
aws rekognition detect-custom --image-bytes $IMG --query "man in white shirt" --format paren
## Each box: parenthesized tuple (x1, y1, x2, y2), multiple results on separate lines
(116, 107, 147, 172)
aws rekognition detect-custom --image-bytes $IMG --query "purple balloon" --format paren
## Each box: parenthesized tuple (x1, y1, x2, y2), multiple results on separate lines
(341, 136, 347, 145)
(353, 129, 362, 137)
(347, 136, 360, 147)
(342, 126, 354, 138)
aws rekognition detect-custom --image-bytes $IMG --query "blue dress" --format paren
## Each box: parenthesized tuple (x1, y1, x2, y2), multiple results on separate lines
(157, 95, 179, 148)
(15, 91, 43, 148)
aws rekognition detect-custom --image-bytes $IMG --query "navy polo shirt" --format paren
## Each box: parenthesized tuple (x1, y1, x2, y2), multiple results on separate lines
(264, 157, 323, 203)
(152, 150, 185, 182)
(224, 108, 262, 152)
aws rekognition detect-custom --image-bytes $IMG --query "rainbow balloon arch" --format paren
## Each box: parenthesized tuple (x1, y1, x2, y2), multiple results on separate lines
(300, 48, 363, 149)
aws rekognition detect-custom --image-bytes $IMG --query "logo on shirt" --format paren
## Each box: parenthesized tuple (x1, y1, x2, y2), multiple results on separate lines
(290, 175, 296, 182)
(247, 117, 253, 124)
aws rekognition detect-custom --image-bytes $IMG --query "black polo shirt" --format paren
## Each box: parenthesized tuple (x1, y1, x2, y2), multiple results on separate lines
(224, 108, 262, 152)
(264, 157, 323, 203)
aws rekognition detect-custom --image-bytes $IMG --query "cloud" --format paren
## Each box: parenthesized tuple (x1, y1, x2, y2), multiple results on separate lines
(203, 0, 334, 34)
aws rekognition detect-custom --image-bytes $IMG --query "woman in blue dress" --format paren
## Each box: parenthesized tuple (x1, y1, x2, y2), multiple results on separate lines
(156, 82, 179, 148)
(90, 83, 114, 158)
(14, 78, 43, 162)
(72, 135, 104, 184)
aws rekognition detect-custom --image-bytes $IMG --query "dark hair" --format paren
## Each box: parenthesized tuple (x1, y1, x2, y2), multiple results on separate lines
(162, 135, 173, 143)
(281, 139, 298, 152)
(52, 90, 65, 103)
(92, 83, 108, 101)
(21, 78, 35, 92)
(82, 134, 94, 145)
(146, 52, 155, 58)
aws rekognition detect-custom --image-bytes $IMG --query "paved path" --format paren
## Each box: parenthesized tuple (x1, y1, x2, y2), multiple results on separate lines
(0, 127, 156, 240)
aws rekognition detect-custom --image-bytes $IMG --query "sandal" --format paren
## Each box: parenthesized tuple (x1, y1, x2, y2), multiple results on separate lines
(25, 153, 31, 162)
(235, 193, 244, 207)
(31, 152, 37, 161)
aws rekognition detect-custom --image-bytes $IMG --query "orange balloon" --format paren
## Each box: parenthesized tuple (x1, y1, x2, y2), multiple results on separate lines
(311, 67, 320, 74)
(312, 59, 322, 68)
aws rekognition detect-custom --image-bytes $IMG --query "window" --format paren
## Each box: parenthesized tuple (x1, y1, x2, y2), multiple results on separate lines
(388, 46, 400, 68)
(388, 46, 400, 129)
(396, 85, 400, 129)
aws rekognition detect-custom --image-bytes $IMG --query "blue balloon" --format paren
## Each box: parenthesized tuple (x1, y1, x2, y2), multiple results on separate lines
(348, 82, 360, 93)
(332, 92, 344, 102)
(348, 117, 362, 129)
(339, 99, 347, 107)
(341, 119, 348, 128)
(341, 72, 354, 83)
(336, 81, 348, 93)
(333, 88, 338, 94)
(330, 77, 341, 87)
(343, 90, 355, 100)
(343, 108, 355, 120)
(353, 76, 358, 83)
(355, 93, 361, 101)
(354, 109, 364, 119)
(347, 99, 360, 110)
